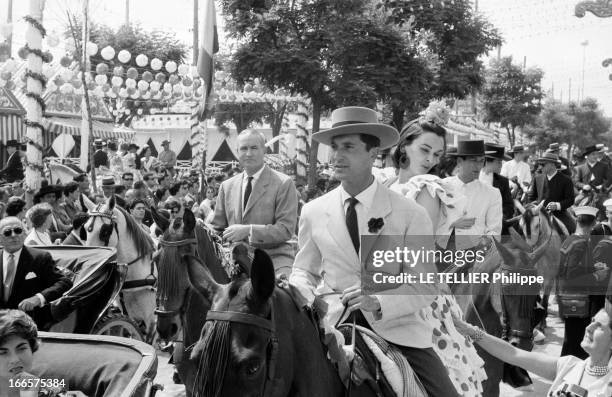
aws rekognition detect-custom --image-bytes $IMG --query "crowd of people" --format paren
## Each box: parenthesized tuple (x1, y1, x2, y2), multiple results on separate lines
(0, 102, 610, 396)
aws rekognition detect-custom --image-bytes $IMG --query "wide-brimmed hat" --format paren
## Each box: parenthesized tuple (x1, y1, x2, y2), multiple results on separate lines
(312, 107, 399, 150)
(161, 140, 170, 146)
(548, 143, 561, 152)
(94, 139, 105, 147)
(6, 139, 20, 148)
(447, 140, 495, 157)
(581, 144, 605, 158)
(34, 184, 62, 201)
(484, 143, 511, 161)
(101, 177, 116, 187)
(128, 143, 139, 151)
(508, 145, 526, 154)
(536, 152, 562, 164)
(574, 206, 598, 218)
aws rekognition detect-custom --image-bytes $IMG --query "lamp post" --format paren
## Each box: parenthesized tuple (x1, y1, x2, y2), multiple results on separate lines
(581, 40, 588, 101)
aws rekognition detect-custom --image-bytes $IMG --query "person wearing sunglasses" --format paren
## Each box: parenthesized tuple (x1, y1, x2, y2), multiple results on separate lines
(0, 217, 72, 330)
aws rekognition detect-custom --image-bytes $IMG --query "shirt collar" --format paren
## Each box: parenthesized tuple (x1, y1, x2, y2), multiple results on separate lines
(244, 165, 265, 184)
(4, 248, 22, 264)
(339, 177, 378, 211)
(547, 171, 557, 181)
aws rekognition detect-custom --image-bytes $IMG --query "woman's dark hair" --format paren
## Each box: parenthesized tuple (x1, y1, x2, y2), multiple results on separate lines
(27, 203, 52, 228)
(154, 188, 167, 202)
(0, 309, 39, 352)
(169, 182, 182, 196)
(436, 153, 458, 178)
(129, 199, 147, 211)
(577, 214, 597, 228)
(63, 181, 79, 197)
(391, 119, 447, 169)
(5, 198, 26, 216)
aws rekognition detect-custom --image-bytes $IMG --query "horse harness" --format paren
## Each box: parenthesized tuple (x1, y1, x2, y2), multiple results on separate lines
(87, 204, 156, 290)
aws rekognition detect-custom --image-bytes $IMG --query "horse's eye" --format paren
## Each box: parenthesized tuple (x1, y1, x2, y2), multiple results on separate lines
(245, 361, 261, 376)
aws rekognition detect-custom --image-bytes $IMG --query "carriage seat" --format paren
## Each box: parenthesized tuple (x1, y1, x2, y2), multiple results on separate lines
(32, 332, 158, 397)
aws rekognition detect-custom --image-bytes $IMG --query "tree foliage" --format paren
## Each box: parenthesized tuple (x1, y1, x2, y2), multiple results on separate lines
(482, 56, 544, 146)
(220, 0, 432, 187)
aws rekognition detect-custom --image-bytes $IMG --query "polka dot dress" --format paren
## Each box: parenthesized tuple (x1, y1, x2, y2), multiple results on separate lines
(420, 295, 486, 397)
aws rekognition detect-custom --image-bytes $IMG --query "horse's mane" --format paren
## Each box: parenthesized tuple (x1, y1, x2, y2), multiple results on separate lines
(116, 205, 154, 257)
(522, 204, 550, 239)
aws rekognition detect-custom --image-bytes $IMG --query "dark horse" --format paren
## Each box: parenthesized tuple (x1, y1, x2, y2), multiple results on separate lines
(153, 209, 230, 397)
(452, 228, 550, 397)
(183, 249, 377, 397)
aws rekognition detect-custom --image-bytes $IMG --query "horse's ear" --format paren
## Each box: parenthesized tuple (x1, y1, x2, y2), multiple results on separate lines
(151, 206, 170, 232)
(184, 254, 220, 302)
(82, 193, 95, 211)
(108, 194, 116, 210)
(493, 237, 518, 268)
(183, 209, 196, 234)
(250, 249, 275, 302)
(514, 199, 526, 214)
(509, 227, 531, 252)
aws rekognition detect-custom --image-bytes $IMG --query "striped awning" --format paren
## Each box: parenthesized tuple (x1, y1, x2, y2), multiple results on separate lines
(45, 117, 134, 140)
(0, 114, 24, 144)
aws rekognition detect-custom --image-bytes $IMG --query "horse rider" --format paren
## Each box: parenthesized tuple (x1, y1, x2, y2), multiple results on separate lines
(289, 106, 458, 396)
(574, 144, 610, 192)
(534, 152, 576, 234)
(546, 143, 572, 177)
(210, 129, 298, 276)
(93, 139, 109, 169)
(0, 140, 24, 183)
(501, 144, 532, 195)
(480, 143, 514, 235)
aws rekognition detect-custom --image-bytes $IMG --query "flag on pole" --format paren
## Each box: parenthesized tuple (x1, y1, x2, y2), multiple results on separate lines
(198, 0, 219, 108)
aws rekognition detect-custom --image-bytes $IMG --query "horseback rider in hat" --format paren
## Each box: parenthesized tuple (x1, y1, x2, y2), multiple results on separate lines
(535, 152, 576, 234)
(0, 140, 24, 183)
(547, 143, 572, 177)
(501, 144, 532, 194)
(481, 143, 514, 235)
(289, 106, 458, 397)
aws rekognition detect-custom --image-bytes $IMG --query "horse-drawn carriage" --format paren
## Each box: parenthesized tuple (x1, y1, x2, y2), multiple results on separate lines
(32, 331, 159, 397)
(44, 245, 145, 340)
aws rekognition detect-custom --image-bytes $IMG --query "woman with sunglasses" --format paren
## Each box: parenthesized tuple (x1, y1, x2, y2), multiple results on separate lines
(24, 205, 56, 246)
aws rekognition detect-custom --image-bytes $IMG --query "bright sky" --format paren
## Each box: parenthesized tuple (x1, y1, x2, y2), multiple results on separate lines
(1, 0, 611, 115)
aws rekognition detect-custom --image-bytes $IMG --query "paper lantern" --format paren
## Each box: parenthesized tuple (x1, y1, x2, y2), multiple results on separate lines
(135, 54, 148, 67)
(86, 42, 98, 56)
(112, 86, 120, 94)
(172, 84, 182, 94)
(168, 75, 179, 85)
(93, 86, 104, 97)
(215, 71, 225, 81)
(118, 50, 131, 63)
(141, 91, 151, 100)
(111, 76, 123, 87)
(244, 83, 253, 93)
(125, 78, 137, 89)
(165, 61, 177, 73)
(72, 79, 83, 89)
(155, 73, 166, 83)
(125, 108, 131, 115)
(193, 78, 201, 88)
(151, 58, 163, 71)
(0, 79, 8, 88)
(101, 46, 115, 60)
(191, 66, 199, 78)
(45, 81, 56, 92)
(153, 92, 162, 100)
(101, 83, 110, 92)
(137, 80, 149, 91)
(113, 66, 124, 76)
(95, 63, 109, 75)
(137, 108, 143, 115)
(183, 86, 193, 95)
(87, 81, 96, 90)
(126, 67, 138, 80)
(0, 23, 13, 39)
(182, 77, 193, 87)
(95, 74, 107, 85)
(142, 71, 153, 83)
(17, 47, 28, 60)
(183, 90, 193, 98)
(0, 71, 11, 80)
(119, 88, 129, 98)
(74, 86, 84, 95)
(60, 83, 74, 94)
(177, 64, 189, 76)
(60, 56, 72, 68)
(4, 80, 14, 90)
(60, 68, 73, 81)
(149, 81, 161, 91)
(65, 40, 76, 54)
(45, 52, 54, 63)
(127, 87, 136, 95)
(163, 83, 172, 93)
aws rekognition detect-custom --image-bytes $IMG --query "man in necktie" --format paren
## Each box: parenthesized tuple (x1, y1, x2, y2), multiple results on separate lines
(210, 129, 299, 276)
(0, 217, 72, 330)
(290, 106, 457, 397)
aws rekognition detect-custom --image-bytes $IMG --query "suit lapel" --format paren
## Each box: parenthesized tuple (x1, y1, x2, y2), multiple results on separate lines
(243, 166, 270, 218)
(230, 175, 244, 222)
(10, 249, 30, 301)
(325, 188, 360, 265)
(360, 185, 392, 266)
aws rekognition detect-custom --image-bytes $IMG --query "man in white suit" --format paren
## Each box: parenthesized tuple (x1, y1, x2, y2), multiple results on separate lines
(289, 107, 458, 396)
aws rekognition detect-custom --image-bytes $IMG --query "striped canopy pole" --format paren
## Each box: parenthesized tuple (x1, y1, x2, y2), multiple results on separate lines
(279, 108, 290, 166)
(24, 0, 46, 193)
(295, 98, 309, 184)
(190, 102, 203, 169)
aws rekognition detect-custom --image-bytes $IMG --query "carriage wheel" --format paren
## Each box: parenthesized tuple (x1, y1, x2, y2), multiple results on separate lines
(92, 313, 145, 341)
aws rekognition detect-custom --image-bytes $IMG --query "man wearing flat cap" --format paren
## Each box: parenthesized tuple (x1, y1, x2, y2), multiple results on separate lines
(0, 140, 24, 183)
(536, 152, 576, 234)
(289, 107, 457, 396)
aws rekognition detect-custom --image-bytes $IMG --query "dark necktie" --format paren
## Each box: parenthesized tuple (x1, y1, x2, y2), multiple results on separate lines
(346, 197, 360, 254)
(243, 176, 253, 210)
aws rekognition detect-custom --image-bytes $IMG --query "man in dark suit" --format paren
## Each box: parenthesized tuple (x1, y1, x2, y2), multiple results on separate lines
(0, 140, 24, 183)
(481, 143, 514, 235)
(538, 152, 576, 234)
(100, 177, 127, 209)
(574, 144, 609, 191)
(0, 217, 72, 330)
(93, 139, 109, 169)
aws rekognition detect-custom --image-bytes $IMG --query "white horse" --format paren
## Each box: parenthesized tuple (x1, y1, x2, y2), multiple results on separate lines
(82, 194, 158, 342)
(47, 163, 82, 185)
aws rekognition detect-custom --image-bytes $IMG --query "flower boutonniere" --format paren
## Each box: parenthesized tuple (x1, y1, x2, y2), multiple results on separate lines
(368, 217, 384, 233)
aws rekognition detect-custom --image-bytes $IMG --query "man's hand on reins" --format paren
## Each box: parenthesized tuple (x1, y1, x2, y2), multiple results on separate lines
(340, 285, 380, 314)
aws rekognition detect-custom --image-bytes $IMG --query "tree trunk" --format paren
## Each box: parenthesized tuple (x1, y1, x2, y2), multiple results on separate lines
(307, 101, 321, 191)
(506, 125, 514, 147)
(271, 102, 286, 153)
(392, 106, 405, 131)
(511, 126, 516, 147)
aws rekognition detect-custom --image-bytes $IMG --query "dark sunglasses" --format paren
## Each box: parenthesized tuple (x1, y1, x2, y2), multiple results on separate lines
(123, 178, 134, 181)
(3, 227, 23, 237)
(170, 208, 180, 214)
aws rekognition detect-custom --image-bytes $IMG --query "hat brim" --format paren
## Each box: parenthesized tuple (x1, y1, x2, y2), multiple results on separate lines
(486, 154, 512, 161)
(448, 150, 496, 157)
(536, 158, 561, 164)
(312, 124, 399, 150)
